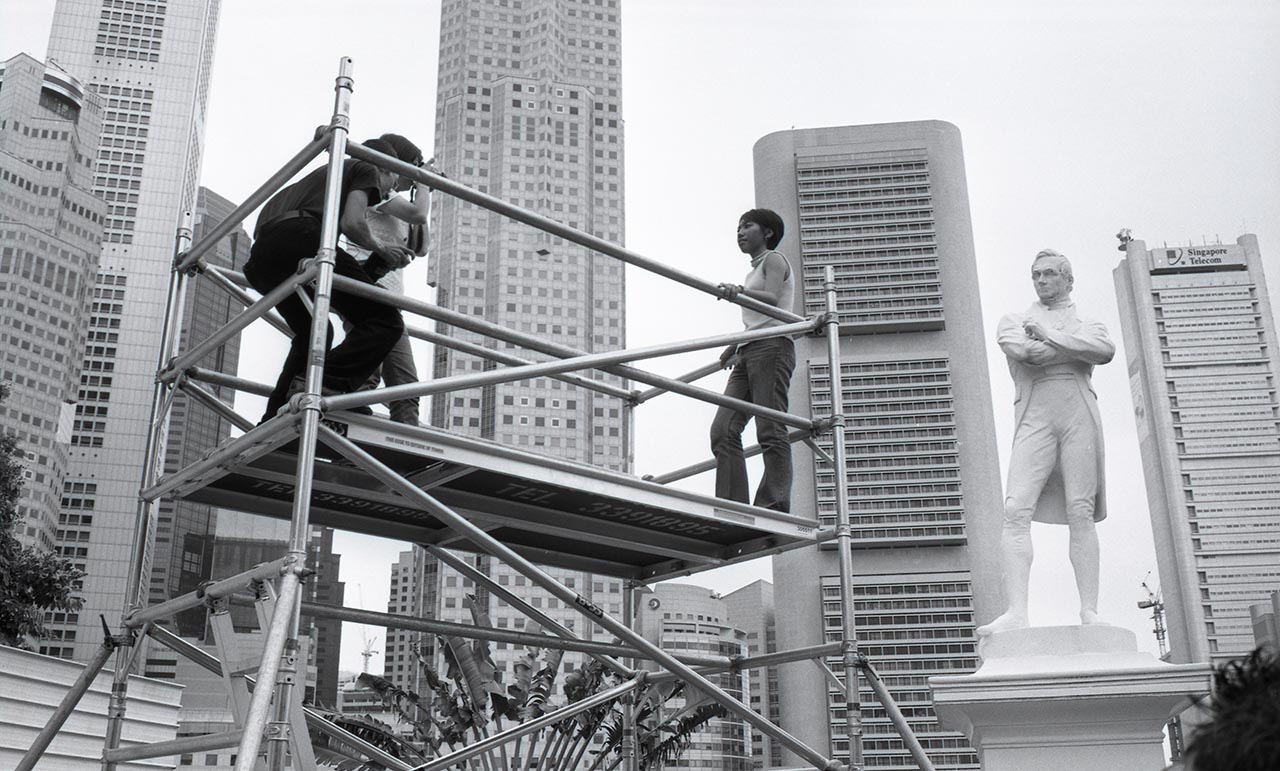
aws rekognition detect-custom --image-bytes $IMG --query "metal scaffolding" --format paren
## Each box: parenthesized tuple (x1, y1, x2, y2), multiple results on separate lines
(16, 59, 936, 771)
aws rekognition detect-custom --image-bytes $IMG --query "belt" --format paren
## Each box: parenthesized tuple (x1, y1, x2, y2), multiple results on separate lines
(257, 209, 316, 235)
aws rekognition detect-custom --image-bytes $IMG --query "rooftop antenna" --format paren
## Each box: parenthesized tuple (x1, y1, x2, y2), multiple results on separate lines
(1138, 572, 1168, 658)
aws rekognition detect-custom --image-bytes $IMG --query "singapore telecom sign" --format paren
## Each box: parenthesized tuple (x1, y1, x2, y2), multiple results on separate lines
(1149, 243, 1247, 273)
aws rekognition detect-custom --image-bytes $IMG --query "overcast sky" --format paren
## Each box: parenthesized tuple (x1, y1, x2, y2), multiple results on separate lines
(5, 0, 1279, 675)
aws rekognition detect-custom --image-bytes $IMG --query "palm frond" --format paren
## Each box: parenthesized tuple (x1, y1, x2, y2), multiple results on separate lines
(640, 702, 729, 769)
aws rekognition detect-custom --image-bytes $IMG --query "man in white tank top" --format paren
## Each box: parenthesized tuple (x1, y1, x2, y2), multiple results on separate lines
(710, 209, 796, 511)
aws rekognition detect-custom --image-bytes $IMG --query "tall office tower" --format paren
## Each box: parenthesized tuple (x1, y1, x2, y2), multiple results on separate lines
(759, 122, 1004, 770)
(42, 0, 222, 661)
(385, 548, 432, 693)
(427, 0, 627, 468)
(1115, 235, 1280, 665)
(388, 0, 628, 694)
(722, 580, 781, 770)
(149, 187, 246, 639)
(0, 53, 104, 562)
(635, 583, 753, 771)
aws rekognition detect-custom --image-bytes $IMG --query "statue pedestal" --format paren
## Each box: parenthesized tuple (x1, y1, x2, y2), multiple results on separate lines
(929, 626, 1211, 771)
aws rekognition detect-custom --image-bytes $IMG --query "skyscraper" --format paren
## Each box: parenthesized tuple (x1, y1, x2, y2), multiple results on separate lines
(635, 583, 752, 771)
(427, 0, 627, 466)
(759, 122, 1004, 770)
(385, 0, 627, 691)
(42, 0, 223, 661)
(722, 580, 781, 770)
(151, 187, 246, 640)
(1114, 235, 1280, 665)
(0, 53, 105, 568)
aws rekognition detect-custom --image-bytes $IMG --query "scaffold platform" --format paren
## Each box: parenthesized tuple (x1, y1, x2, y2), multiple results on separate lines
(146, 411, 819, 581)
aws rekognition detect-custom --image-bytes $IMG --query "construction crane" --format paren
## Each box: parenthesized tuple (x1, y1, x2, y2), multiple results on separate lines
(353, 583, 381, 674)
(1138, 572, 1168, 658)
(360, 633, 380, 675)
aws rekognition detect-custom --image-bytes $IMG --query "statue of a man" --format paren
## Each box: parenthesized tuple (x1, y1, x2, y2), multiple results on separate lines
(977, 249, 1116, 636)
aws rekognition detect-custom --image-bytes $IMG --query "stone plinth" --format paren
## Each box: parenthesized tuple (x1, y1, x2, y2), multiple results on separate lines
(929, 626, 1211, 771)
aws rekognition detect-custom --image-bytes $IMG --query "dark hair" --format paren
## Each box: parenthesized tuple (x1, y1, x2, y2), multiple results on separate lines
(1185, 648, 1280, 771)
(362, 138, 396, 159)
(740, 208, 785, 250)
(379, 133, 424, 166)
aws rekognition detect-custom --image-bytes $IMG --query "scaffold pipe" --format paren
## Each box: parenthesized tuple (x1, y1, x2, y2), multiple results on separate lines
(104, 731, 243, 763)
(407, 323, 635, 400)
(326, 275, 818, 428)
(161, 262, 319, 384)
(145, 624, 416, 771)
(294, 599, 727, 667)
(231, 571, 303, 771)
(645, 426, 816, 484)
(179, 379, 256, 433)
(123, 558, 290, 628)
(174, 135, 329, 274)
(254, 56, 355, 771)
(631, 361, 723, 404)
(645, 642, 842, 684)
(201, 264, 292, 336)
(13, 641, 114, 771)
(187, 366, 272, 397)
(347, 140, 804, 325)
(860, 660, 938, 771)
(316, 424, 842, 771)
(411, 677, 644, 771)
(426, 546, 635, 676)
(823, 265, 864, 769)
(326, 305, 816, 423)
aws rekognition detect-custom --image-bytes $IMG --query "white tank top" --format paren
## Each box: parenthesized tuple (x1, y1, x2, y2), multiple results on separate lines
(741, 250, 795, 330)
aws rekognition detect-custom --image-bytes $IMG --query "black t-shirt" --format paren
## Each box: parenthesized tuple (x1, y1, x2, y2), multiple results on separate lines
(254, 159, 383, 238)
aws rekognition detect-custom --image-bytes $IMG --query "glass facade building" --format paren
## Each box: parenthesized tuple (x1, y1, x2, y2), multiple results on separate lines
(0, 53, 105, 566)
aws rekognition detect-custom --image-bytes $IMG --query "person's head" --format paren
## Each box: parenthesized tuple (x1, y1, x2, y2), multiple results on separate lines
(737, 209, 785, 255)
(1031, 248, 1073, 303)
(362, 137, 400, 196)
(1185, 648, 1280, 771)
(380, 133, 424, 192)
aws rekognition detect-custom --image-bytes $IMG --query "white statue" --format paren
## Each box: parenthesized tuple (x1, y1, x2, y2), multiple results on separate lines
(977, 249, 1115, 636)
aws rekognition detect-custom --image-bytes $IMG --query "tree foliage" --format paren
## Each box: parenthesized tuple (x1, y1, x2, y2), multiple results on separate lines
(340, 594, 734, 771)
(0, 383, 85, 647)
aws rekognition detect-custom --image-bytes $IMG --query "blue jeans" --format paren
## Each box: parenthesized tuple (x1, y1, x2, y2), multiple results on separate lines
(710, 337, 796, 511)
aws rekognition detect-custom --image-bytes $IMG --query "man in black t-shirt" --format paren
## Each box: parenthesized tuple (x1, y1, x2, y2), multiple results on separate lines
(245, 138, 415, 420)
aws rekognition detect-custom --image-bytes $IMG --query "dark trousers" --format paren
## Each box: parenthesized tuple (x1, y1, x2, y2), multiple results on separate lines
(710, 337, 796, 511)
(243, 218, 404, 420)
